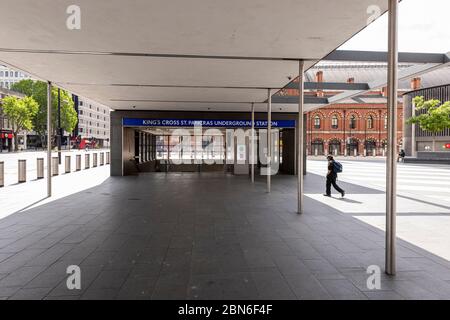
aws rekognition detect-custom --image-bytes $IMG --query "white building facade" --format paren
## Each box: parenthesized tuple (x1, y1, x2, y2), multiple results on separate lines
(0, 65, 31, 89)
(76, 97, 111, 147)
(2, 65, 111, 149)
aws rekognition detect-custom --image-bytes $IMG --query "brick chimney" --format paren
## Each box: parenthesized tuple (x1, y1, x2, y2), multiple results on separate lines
(315, 71, 324, 97)
(411, 77, 421, 90)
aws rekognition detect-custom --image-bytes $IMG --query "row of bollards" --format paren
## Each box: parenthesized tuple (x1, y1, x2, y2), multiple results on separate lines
(0, 151, 110, 187)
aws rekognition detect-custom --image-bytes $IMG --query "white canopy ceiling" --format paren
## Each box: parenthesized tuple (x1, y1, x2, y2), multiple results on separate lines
(0, 0, 388, 112)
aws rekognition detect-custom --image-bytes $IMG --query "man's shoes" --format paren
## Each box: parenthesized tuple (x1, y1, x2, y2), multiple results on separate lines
(341, 191, 345, 198)
(323, 194, 331, 197)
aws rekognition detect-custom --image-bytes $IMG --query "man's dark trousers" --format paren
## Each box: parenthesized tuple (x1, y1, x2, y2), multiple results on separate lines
(326, 174, 344, 195)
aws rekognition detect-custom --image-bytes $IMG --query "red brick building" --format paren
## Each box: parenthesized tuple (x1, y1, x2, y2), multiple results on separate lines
(305, 100, 403, 156)
(277, 63, 448, 156)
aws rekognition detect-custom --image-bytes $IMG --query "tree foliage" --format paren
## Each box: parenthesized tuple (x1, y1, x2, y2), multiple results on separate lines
(10, 80, 78, 135)
(1, 95, 39, 151)
(406, 96, 450, 134)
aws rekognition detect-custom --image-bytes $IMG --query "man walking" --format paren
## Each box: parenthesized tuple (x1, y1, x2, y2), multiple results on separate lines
(324, 155, 345, 197)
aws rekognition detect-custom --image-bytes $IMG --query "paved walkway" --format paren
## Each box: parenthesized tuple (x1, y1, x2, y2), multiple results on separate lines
(308, 159, 450, 261)
(0, 149, 110, 187)
(0, 162, 110, 220)
(308, 158, 450, 204)
(1, 171, 450, 299)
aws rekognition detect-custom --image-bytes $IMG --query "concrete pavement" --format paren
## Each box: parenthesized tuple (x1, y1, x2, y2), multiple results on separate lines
(0, 149, 110, 188)
(0, 165, 449, 299)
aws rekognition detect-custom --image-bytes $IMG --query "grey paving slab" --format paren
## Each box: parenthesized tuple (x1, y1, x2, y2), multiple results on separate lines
(0, 172, 449, 300)
(284, 273, 332, 300)
(152, 272, 190, 300)
(250, 270, 296, 299)
(25, 244, 74, 267)
(364, 290, 405, 300)
(9, 287, 52, 300)
(24, 262, 68, 289)
(0, 286, 21, 297)
(80, 288, 118, 300)
(0, 266, 47, 287)
(89, 269, 130, 289)
(318, 279, 368, 300)
(188, 272, 259, 300)
(116, 275, 158, 300)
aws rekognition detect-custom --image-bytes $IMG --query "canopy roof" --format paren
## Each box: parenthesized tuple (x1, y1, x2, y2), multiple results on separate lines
(0, 0, 388, 112)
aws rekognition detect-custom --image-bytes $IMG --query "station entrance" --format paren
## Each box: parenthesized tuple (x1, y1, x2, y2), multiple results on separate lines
(120, 117, 297, 177)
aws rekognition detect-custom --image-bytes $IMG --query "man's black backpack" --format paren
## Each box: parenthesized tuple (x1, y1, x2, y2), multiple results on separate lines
(332, 161, 343, 173)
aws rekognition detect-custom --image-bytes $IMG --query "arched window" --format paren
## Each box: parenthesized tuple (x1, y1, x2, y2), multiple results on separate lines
(314, 115, 321, 129)
(384, 115, 388, 129)
(331, 115, 338, 129)
(367, 115, 373, 129)
(349, 115, 357, 129)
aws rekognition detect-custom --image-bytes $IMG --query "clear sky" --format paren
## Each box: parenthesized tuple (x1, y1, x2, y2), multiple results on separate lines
(340, 0, 450, 53)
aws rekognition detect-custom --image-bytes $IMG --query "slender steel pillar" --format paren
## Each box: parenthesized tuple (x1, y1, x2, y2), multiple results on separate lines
(251, 103, 255, 183)
(410, 97, 417, 157)
(57, 88, 61, 164)
(298, 60, 305, 214)
(47, 81, 52, 197)
(386, 0, 398, 276)
(267, 89, 272, 193)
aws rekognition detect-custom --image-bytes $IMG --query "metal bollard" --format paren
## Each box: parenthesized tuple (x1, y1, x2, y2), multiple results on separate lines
(65, 155, 71, 173)
(100, 152, 104, 166)
(18, 159, 26, 183)
(106, 151, 110, 164)
(52, 157, 59, 176)
(85, 154, 90, 169)
(93, 153, 98, 167)
(76, 154, 81, 171)
(0, 161, 4, 187)
(37, 158, 44, 179)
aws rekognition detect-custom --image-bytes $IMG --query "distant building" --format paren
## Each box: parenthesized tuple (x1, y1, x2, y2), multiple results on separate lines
(305, 95, 403, 156)
(0, 65, 31, 89)
(1, 65, 112, 149)
(75, 96, 111, 147)
(279, 63, 450, 156)
(403, 84, 450, 157)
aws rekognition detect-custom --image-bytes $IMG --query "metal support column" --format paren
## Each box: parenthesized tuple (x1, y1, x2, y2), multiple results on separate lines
(166, 134, 170, 173)
(267, 89, 272, 193)
(386, 0, 398, 276)
(410, 97, 417, 157)
(298, 60, 305, 214)
(47, 81, 52, 197)
(57, 88, 61, 164)
(251, 103, 255, 183)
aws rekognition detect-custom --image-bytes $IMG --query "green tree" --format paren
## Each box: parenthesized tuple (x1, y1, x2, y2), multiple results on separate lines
(11, 80, 78, 145)
(1, 96, 39, 151)
(407, 96, 450, 151)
